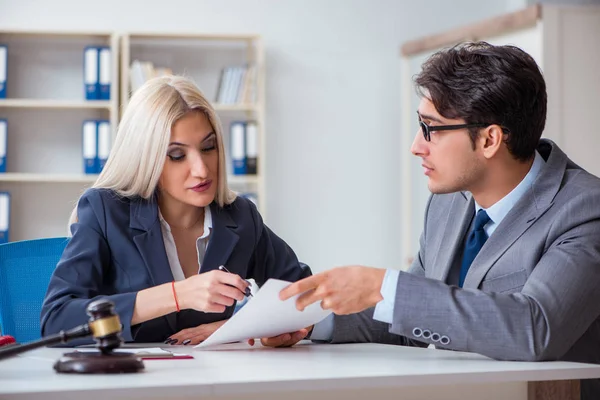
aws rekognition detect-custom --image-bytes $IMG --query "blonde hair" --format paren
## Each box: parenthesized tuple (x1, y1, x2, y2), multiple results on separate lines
(68, 75, 236, 227)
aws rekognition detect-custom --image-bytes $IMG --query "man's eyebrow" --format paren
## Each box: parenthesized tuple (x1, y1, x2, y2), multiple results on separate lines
(417, 111, 443, 124)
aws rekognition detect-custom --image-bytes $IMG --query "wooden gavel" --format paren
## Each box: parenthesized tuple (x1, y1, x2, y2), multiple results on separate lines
(0, 299, 144, 373)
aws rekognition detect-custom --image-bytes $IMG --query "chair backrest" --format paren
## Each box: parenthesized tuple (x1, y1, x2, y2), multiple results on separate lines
(0, 237, 69, 343)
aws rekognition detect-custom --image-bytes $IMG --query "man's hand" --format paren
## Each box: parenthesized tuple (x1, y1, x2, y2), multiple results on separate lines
(166, 319, 227, 345)
(279, 266, 386, 315)
(248, 326, 312, 348)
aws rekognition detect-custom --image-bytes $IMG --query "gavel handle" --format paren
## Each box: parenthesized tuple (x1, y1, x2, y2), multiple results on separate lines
(0, 325, 91, 361)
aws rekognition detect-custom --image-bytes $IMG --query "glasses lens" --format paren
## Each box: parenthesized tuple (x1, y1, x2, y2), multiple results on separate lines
(419, 121, 429, 141)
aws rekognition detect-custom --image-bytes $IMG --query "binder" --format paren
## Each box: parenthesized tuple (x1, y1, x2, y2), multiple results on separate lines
(230, 121, 246, 175)
(0, 45, 6, 99)
(245, 121, 258, 175)
(97, 120, 111, 172)
(98, 47, 111, 100)
(0, 119, 6, 173)
(82, 120, 97, 174)
(0, 191, 9, 244)
(83, 46, 98, 100)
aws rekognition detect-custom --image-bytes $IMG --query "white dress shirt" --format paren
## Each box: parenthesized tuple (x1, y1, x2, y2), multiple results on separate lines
(158, 206, 213, 281)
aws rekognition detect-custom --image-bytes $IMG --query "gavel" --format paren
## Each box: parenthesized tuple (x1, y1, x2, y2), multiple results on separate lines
(0, 299, 144, 373)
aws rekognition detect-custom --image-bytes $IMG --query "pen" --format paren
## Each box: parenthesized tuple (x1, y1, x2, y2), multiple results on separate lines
(218, 265, 253, 297)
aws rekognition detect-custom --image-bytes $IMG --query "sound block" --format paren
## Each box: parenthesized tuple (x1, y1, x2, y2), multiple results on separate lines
(54, 351, 145, 374)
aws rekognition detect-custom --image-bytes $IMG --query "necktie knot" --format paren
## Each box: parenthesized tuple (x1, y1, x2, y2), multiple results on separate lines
(474, 209, 491, 231)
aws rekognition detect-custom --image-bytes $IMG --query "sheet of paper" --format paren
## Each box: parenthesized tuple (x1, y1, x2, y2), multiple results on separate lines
(74, 348, 190, 357)
(195, 279, 331, 349)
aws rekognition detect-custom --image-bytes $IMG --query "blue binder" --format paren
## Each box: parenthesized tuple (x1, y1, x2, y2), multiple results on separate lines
(245, 121, 258, 175)
(96, 120, 110, 172)
(0, 119, 6, 173)
(0, 45, 7, 99)
(82, 120, 97, 174)
(230, 121, 246, 175)
(83, 46, 98, 100)
(0, 191, 10, 244)
(98, 47, 111, 100)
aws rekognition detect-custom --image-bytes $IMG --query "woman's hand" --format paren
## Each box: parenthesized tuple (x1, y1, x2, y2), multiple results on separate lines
(247, 325, 313, 348)
(175, 270, 249, 313)
(166, 320, 228, 345)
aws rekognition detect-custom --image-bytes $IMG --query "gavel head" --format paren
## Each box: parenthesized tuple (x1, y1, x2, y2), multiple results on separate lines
(86, 300, 123, 355)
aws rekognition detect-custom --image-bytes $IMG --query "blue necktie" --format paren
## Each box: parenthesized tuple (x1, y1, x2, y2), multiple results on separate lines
(458, 209, 491, 288)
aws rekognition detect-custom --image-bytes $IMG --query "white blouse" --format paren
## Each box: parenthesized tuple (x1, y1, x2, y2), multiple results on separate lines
(158, 207, 213, 281)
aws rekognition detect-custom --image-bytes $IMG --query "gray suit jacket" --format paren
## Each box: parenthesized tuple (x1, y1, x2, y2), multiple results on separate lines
(330, 139, 600, 397)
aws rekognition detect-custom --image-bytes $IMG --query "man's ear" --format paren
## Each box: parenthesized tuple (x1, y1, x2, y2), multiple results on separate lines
(480, 125, 504, 159)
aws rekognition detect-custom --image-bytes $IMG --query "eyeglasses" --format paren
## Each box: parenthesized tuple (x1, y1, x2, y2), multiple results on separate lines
(418, 116, 491, 142)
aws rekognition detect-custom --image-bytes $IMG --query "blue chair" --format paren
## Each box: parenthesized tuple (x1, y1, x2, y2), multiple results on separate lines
(0, 237, 69, 343)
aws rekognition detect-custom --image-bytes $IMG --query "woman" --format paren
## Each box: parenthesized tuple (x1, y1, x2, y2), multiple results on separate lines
(40, 75, 311, 346)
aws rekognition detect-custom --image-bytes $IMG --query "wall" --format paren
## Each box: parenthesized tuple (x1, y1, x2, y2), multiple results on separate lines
(0, 0, 513, 272)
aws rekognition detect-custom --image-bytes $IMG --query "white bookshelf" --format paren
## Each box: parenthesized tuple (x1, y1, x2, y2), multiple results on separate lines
(120, 33, 267, 217)
(0, 99, 111, 109)
(0, 30, 119, 241)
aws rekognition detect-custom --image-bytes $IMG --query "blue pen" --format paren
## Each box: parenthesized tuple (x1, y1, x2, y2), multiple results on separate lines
(218, 265, 253, 297)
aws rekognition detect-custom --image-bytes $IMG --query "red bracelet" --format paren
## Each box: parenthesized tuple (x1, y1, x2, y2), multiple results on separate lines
(172, 281, 180, 312)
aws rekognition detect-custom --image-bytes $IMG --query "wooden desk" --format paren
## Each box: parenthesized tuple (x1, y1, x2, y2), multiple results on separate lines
(0, 343, 599, 400)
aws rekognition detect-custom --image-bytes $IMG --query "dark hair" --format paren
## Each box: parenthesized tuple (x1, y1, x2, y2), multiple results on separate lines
(414, 41, 547, 161)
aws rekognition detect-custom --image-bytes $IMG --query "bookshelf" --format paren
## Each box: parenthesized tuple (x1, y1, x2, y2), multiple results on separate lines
(0, 30, 119, 241)
(398, 4, 600, 269)
(120, 33, 267, 217)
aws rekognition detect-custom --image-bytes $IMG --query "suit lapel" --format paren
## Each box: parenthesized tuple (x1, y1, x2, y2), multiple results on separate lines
(432, 192, 474, 282)
(201, 203, 239, 273)
(463, 139, 567, 288)
(130, 194, 176, 332)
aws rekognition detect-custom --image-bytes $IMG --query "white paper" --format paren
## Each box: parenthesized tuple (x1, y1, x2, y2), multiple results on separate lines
(195, 279, 331, 349)
(74, 347, 189, 357)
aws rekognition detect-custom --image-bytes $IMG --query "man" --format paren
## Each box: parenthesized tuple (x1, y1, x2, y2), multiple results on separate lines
(280, 42, 600, 399)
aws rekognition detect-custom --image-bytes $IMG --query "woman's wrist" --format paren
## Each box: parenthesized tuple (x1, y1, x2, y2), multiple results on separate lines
(173, 279, 187, 310)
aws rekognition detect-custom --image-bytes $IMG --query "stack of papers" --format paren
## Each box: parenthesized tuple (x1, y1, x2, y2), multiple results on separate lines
(195, 279, 332, 349)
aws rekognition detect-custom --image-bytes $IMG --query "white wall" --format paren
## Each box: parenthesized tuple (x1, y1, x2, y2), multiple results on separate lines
(0, 0, 513, 272)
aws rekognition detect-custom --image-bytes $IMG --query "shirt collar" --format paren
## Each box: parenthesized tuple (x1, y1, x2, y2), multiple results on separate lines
(159, 206, 213, 239)
(475, 150, 545, 225)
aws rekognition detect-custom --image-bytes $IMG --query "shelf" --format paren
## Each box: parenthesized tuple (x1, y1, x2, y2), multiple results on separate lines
(213, 104, 259, 113)
(0, 173, 98, 183)
(128, 33, 259, 42)
(0, 30, 114, 40)
(0, 99, 112, 110)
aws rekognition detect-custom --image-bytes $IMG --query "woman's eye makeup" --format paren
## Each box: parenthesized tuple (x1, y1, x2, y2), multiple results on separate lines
(201, 138, 217, 152)
(167, 151, 185, 161)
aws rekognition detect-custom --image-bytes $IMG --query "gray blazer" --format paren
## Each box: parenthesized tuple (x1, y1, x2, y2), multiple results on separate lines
(330, 139, 600, 397)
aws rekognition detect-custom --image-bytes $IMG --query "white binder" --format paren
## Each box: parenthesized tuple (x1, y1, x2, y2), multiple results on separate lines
(82, 120, 97, 174)
(0, 119, 6, 173)
(245, 121, 258, 175)
(98, 47, 111, 100)
(0, 45, 7, 99)
(231, 121, 246, 175)
(0, 191, 10, 244)
(84, 47, 98, 100)
(97, 120, 111, 172)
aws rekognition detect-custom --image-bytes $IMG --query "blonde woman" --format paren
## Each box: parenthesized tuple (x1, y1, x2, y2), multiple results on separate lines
(40, 76, 311, 346)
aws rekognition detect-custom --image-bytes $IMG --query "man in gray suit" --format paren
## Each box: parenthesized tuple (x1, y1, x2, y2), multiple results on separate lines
(280, 42, 600, 399)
